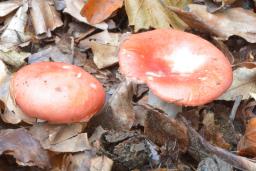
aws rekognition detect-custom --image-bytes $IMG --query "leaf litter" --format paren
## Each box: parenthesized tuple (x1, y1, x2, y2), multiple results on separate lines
(1, 0, 256, 170)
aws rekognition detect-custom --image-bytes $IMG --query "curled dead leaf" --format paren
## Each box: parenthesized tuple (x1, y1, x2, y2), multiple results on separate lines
(170, 4, 256, 43)
(238, 117, 256, 157)
(80, 0, 123, 24)
(0, 128, 50, 168)
(219, 67, 256, 100)
(30, 0, 63, 38)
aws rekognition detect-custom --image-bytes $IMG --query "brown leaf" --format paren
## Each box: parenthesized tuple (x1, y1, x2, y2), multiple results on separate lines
(0, 2, 30, 50)
(0, 0, 23, 17)
(170, 4, 256, 43)
(124, 0, 173, 31)
(63, 0, 108, 29)
(219, 67, 256, 100)
(89, 80, 135, 130)
(199, 110, 231, 149)
(108, 80, 135, 130)
(81, 0, 123, 24)
(0, 128, 50, 168)
(29, 123, 90, 152)
(30, 0, 63, 38)
(238, 117, 256, 157)
(90, 156, 113, 171)
(79, 31, 121, 69)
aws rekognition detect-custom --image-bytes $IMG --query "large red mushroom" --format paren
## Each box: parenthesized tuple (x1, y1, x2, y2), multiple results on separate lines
(118, 29, 232, 106)
(10, 62, 105, 123)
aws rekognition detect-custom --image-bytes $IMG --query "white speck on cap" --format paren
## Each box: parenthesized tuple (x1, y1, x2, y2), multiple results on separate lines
(90, 83, 97, 89)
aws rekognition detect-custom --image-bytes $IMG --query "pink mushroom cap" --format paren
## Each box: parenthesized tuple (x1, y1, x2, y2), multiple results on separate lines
(10, 62, 105, 123)
(118, 29, 233, 106)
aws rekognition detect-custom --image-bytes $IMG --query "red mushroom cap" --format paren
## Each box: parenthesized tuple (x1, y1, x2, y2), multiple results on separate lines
(118, 29, 232, 106)
(10, 62, 105, 123)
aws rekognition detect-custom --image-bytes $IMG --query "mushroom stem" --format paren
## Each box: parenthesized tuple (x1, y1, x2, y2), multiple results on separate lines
(148, 90, 182, 117)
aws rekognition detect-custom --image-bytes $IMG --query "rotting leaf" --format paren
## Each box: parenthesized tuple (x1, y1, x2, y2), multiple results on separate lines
(219, 67, 256, 100)
(63, 0, 108, 30)
(101, 130, 153, 170)
(144, 106, 188, 153)
(0, 50, 30, 68)
(238, 117, 256, 157)
(30, 0, 63, 39)
(0, 0, 23, 17)
(81, 0, 123, 24)
(0, 128, 50, 168)
(170, 4, 256, 43)
(199, 111, 231, 149)
(197, 155, 233, 171)
(29, 123, 89, 152)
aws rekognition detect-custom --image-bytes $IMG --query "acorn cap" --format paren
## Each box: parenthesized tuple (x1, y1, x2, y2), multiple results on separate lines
(10, 62, 105, 123)
(118, 29, 232, 106)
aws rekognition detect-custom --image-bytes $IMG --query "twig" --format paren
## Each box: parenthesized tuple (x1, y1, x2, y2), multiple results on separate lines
(229, 95, 243, 121)
(180, 116, 256, 171)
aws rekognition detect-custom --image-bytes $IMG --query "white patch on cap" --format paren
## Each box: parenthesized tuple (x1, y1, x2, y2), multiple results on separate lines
(62, 65, 72, 69)
(90, 83, 97, 89)
(164, 46, 206, 74)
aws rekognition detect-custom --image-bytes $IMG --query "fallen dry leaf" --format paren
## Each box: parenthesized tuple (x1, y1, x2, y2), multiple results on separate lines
(197, 155, 233, 171)
(108, 80, 135, 130)
(29, 123, 89, 152)
(238, 117, 256, 157)
(90, 156, 113, 171)
(0, 76, 36, 124)
(170, 4, 256, 43)
(124, 0, 172, 31)
(81, 0, 123, 24)
(82, 31, 121, 69)
(0, 1, 30, 50)
(63, 0, 108, 30)
(89, 80, 135, 130)
(28, 46, 73, 64)
(0, 0, 23, 17)
(30, 0, 63, 38)
(0, 60, 8, 85)
(199, 111, 231, 149)
(219, 67, 256, 100)
(0, 50, 30, 68)
(0, 128, 50, 168)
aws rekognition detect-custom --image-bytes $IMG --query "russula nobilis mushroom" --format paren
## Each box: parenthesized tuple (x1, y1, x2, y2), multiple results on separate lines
(118, 29, 232, 106)
(10, 62, 105, 123)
